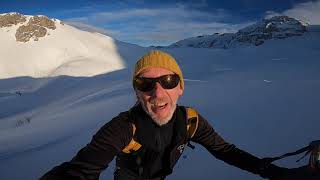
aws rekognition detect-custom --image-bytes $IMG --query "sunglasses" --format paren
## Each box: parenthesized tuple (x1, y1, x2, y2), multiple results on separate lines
(134, 74, 180, 92)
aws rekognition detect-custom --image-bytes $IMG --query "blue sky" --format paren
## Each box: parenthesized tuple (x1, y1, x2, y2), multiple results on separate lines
(1, 0, 319, 46)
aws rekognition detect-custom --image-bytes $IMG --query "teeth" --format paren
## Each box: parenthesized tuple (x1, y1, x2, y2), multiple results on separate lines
(152, 103, 167, 107)
(154, 103, 165, 106)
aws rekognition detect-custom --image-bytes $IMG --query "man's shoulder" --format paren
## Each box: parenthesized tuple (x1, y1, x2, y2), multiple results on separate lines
(111, 110, 132, 124)
(97, 110, 132, 136)
(177, 105, 199, 112)
(97, 110, 132, 130)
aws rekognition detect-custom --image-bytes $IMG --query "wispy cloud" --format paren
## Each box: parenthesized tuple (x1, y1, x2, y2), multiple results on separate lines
(64, 21, 119, 36)
(79, 6, 231, 24)
(65, 5, 252, 46)
(265, 0, 320, 25)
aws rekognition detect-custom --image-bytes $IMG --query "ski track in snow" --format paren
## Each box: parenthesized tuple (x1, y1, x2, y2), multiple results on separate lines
(271, 58, 288, 61)
(0, 81, 131, 130)
(184, 78, 209, 83)
(64, 81, 131, 108)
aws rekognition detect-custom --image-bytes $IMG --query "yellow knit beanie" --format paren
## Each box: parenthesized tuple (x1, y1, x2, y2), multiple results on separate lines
(133, 50, 184, 90)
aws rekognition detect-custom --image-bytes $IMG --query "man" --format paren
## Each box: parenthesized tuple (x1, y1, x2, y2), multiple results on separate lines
(41, 50, 286, 180)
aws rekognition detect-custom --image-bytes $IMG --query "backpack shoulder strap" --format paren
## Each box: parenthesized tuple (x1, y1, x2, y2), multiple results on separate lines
(122, 123, 142, 153)
(122, 107, 200, 153)
(186, 107, 199, 139)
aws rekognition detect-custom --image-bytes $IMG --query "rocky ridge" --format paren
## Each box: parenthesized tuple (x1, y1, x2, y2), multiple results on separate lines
(0, 12, 60, 42)
(169, 16, 307, 49)
(0, 13, 27, 27)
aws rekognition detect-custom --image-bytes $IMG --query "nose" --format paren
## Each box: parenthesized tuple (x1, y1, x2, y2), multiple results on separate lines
(151, 82, 166, 97)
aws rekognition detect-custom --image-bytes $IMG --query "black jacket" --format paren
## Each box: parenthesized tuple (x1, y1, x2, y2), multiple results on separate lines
(40, 105, 283, 180)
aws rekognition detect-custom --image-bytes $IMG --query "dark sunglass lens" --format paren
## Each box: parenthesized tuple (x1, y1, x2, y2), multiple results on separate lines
(160, 74, 180, 89)
(134, 78, 155, 92)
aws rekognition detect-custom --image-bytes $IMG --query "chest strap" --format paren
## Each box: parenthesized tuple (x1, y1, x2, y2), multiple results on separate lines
(186, 107, 199, 139)
(122, 124, 142, 153)
(122, 107, 199, 153)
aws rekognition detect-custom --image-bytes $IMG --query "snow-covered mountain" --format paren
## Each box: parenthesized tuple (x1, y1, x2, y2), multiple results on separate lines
(0, 12, 320, 180)
(0, 12, 126, 79)
(169, 16, 307, 48)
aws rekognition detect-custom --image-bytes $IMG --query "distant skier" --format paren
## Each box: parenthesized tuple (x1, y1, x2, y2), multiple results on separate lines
(40, 50, 289, 180)
(15, 91, 22, 96)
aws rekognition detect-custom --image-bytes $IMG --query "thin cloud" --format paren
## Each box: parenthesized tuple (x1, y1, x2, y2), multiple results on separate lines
(64, 21, 119, 36)
(265, 0, 320, 25)
(96, 8, 162, 20)
(86, 6, 229, 24)
(65, 5, 254, 46)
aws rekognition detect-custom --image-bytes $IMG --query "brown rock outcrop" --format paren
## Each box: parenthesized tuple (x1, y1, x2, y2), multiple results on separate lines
(15, 24, 47, 42)
(15, 15, 56, 42)
(28, 16, 56, 30)
(0, 13, 26, 27)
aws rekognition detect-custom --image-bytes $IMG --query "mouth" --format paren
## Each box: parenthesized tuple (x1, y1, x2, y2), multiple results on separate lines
(152, 102, 168, 111)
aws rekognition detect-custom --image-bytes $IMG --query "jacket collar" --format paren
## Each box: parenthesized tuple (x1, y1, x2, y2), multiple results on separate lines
(171, 105, 188, 146)
(130, 103, 187, 144)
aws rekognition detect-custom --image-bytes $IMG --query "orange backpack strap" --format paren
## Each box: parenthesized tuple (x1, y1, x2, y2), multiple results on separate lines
(122, 123, 142, 153)
(122, 107, 199, 153)
(186, 107, 199, 139)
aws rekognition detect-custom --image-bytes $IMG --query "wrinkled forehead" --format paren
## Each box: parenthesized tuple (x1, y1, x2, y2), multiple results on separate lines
(137, 67, 175, 78)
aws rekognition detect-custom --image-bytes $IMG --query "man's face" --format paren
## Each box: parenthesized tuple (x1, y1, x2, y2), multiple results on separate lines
(135, 67, 183, 126)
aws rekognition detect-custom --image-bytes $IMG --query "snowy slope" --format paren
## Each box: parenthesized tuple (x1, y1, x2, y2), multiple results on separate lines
(0, 13, 125, 79)
(0, 12, 320, 180)
(169, 16, 307, 49)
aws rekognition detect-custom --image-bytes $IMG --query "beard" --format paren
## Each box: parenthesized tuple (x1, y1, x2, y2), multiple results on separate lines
(139, 97, 177, 126)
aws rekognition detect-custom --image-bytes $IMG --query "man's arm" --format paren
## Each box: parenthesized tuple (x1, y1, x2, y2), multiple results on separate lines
(40, 112, 133, 180)
(191, 114, 286, 179)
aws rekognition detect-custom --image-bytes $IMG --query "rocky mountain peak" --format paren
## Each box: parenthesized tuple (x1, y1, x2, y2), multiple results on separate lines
(169, 16, 307, 49)
(0, 12, 61, 42)
(236, 15, 307, 45)
(0, 13, 27, 27)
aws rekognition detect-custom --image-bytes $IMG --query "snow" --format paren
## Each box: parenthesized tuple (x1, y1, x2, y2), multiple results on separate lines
(170, 16, 307, 49)
(0, 14, 320, 180)
(0, 14, 126, 79)
(169, 33, 234, 48)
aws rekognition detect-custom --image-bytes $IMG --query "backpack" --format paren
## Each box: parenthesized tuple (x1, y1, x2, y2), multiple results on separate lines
(122, 107, 199, 153)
